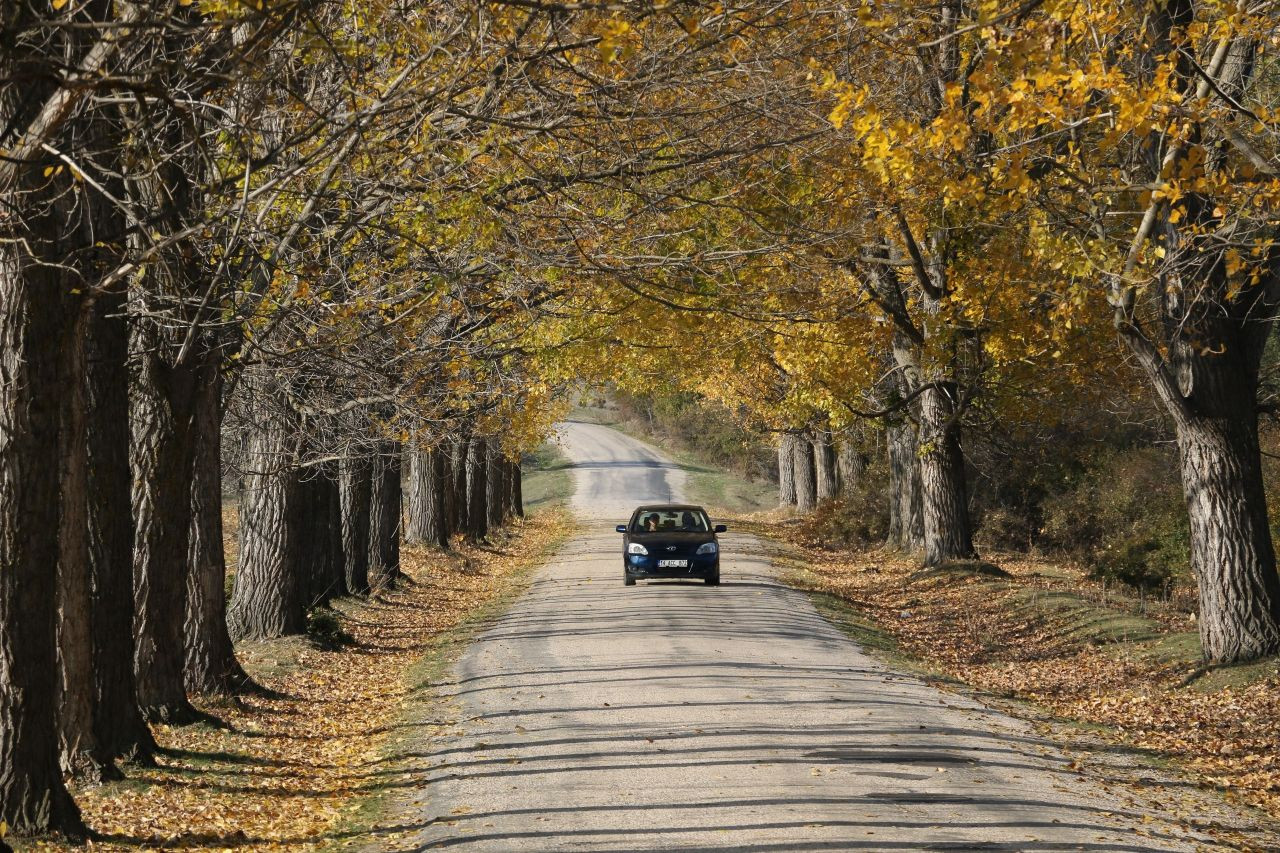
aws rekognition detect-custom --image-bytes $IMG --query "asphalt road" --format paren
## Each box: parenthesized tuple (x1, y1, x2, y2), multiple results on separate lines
(396, 421, 1251, 851)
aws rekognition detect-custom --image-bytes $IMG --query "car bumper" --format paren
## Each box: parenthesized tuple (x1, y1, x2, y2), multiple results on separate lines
(625, 554, 719, 578)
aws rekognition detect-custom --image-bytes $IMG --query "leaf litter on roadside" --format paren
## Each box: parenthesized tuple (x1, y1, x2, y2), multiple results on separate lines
(48, 512, 573, 852)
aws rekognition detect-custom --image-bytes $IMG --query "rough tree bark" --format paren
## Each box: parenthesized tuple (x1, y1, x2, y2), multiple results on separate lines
(129, 318, 201, 723)
(813, 429, 838, 501)
(368, 442, 402, 589)
(0, 212, 85, 838)
(508, 457, 524, 519)
(837, 442, 869, 494)
(451, 437, 469, 535)
(407, 439, 448, 548)
(340, 457, 372, 595)
(885, 417, 925, 553)
(465, 436, 489, 542)
(408, 443, 449, 549)
(228, 392, 306, 641)
(486, 442, 505, 530)
(86, 288, 155, 764)
(792, 432, 817, 513)
(185, 361, 251, 694)
(57, 301, 100, 783)
(778, 433, 798, 506)
(918, 383, 976, 566)
(298, 468, 345, 607)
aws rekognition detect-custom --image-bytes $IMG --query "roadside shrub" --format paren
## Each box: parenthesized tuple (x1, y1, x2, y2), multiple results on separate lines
(799, 459, 891, 548)
(1039, 446, 1190, 590)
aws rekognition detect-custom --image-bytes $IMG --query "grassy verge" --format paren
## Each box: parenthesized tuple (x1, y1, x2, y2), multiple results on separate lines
(764, 526, 1280, 826)
(566, 404, 777, 516)
(520, 442, 574, 511)
(49, 512, 574, 852)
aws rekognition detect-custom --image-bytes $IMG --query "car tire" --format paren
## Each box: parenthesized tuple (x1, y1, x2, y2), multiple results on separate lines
(705, 575, 720, 586)
(624, 572, 636, 586)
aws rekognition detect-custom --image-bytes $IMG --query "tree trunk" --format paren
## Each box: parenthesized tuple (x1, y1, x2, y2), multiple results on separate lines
(0, 230, 85, 837)
(792, 432, 817, 512)
(813, 430, 838, 501)
(418, 445, 449, 549)
(486, 442, 505, 530)
(918, 383, 976, 566)
(185, 363, 251, 695)
(57, 301, 101, 783)
(778, 434, 798, 506)
(406, 439, 432, 545)
(450, 438, 468, 534)
(509, 457, 525, 519)
(129, 324, 201, 724)
(886, 417, 924, 553)
(298, 469, 344, 607)
(368, 442, 402, 589)
(837, 442, 869, 494)
(465, 436, 489, 542)
(228, 396, 306, 641)
(340, 457, 372, 595)
(1176, 414, 1280, 662)
(86, 288, 155, 764)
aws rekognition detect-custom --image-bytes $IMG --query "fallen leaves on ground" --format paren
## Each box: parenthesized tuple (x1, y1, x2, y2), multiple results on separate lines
(48, 512, 572, 851)
(752, 518, 1280, 826)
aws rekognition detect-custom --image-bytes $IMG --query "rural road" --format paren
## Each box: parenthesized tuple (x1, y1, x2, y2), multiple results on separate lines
(395, 421, 1253, 851)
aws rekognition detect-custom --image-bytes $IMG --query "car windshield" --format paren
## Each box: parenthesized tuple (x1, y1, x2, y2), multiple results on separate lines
(631, 509, 710, 533)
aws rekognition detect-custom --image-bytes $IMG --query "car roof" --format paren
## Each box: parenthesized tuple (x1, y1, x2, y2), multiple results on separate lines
(632, 504, 707, 512)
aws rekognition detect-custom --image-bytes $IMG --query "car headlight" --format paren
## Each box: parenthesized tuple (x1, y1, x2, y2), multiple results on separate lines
(696, 542, 717, 555)
(628, 542, 648, 555)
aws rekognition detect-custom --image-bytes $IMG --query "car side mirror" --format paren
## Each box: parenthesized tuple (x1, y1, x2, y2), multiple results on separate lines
(616, 524, 627, 533)
(714, 524, 727, 533)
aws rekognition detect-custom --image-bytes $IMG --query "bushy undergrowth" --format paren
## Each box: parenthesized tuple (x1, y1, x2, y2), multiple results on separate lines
(799, 459, 892, 549)
(1037, 447, 1190, 590)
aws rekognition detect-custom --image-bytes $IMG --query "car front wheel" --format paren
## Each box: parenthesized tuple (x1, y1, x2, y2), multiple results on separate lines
(704, 575, 720, 586)
(624, 572, 636, 586)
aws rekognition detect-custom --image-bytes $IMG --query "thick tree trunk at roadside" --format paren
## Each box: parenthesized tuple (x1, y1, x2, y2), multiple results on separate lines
(57, 302, 101, 783)
(813, 430, 838, 501)
(129, 325, 201, 724)
(185, 364, 251, 695)
(409, 444, 449, 549)
(229, 397, 306, 641)
(792, 432, 817, 512)
(451, 438, 469, 534)
(0, 240, 85, 838)
(368, 442, 402, 589)
(486, 443, 505, 530)
(340, 457, 372, 594)
(509, 458, 524, 519)
(1177, 413, 1280, 662)
(886, 417, 924, 553)
(918, 383, 976, 566)
(86, 289, 155, 764)
(465, 436, 489, 542)
(406, 440, 431, 545)
(837, 442, 868, 494)
(778, 434, 798, 506)
(298, 469, 344, 606)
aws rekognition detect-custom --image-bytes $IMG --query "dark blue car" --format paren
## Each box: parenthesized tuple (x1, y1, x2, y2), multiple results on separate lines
(616, 504, 726, 586)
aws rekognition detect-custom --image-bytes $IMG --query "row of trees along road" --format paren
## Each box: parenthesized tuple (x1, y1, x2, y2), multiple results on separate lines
(542, 1, 1280, 668)
(5, 0, 1280, 843)
(0, 0, 632, 839)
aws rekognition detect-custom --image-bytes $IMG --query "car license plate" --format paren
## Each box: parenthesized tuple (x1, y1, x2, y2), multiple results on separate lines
(658, 559, 688, 568)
